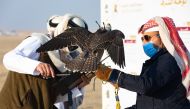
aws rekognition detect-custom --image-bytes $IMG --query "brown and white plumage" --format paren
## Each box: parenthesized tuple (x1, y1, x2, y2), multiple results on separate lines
(36, 27, 125, 73)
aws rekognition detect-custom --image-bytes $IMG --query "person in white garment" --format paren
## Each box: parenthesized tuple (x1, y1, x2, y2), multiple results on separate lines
(1, 13, 89, 109)
(47, 14, 89, 109)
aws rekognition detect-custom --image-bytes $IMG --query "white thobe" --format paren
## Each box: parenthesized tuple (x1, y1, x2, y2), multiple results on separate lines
(3, 33, 83, 109)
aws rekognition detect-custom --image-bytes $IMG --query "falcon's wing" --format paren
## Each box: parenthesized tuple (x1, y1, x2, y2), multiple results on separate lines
(92, 30, 125, 68)
(36, 27, 91, 52)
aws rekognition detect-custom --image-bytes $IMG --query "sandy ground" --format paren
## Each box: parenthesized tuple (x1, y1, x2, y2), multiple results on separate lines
(0, 34, 102, 109)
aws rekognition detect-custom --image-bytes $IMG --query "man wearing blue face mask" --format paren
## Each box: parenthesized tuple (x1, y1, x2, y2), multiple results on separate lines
(95, 16, 190, 109)
(141, 32, 161, 57)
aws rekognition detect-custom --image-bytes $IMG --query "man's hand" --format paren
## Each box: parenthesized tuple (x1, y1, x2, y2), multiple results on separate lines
(35, 63, 55, 78)
(95, 64, 112, 81)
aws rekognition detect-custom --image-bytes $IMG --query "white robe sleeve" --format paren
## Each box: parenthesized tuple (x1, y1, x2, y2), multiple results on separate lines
(3, 36, 44, 75)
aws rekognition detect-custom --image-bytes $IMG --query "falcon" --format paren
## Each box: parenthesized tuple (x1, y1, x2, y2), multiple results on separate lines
(36, 26, 125, 73)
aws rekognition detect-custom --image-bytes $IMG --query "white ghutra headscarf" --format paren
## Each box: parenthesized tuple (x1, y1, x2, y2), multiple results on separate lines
(47, 13, 88, 37)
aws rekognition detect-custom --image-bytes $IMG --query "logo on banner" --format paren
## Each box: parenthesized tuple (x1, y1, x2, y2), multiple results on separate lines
(161, 0, 187, 6)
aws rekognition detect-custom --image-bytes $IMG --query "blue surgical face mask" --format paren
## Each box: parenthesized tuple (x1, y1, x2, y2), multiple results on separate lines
(143, 42, 159, 58)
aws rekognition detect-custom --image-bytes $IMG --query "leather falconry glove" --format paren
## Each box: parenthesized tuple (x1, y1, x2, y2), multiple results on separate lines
(95, 64, 112, 81)
(96, 64, 122, 84)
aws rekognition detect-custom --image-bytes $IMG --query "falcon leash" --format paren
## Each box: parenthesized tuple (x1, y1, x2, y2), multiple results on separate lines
(115, 71, 122, 109)
(115, 85, 121, 109)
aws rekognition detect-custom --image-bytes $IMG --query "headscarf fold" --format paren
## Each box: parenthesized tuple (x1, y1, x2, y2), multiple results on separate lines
(47, 15, 65, 37)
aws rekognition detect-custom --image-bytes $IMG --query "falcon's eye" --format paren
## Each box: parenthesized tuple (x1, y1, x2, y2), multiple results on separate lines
(93, 50, 98, 56)
(93, 50, 97, 54)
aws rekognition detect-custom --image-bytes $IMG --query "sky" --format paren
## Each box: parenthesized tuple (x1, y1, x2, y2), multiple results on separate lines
(0, 0, 100, 32)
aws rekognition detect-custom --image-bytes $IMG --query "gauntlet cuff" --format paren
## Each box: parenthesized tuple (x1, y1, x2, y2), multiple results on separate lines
(109, 69, 121, 84)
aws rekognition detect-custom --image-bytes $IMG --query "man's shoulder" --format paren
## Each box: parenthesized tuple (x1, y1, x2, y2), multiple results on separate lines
(30, 33, 50, 40)
(158, 52, 178, 67)
(29, 33, 51, 44)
